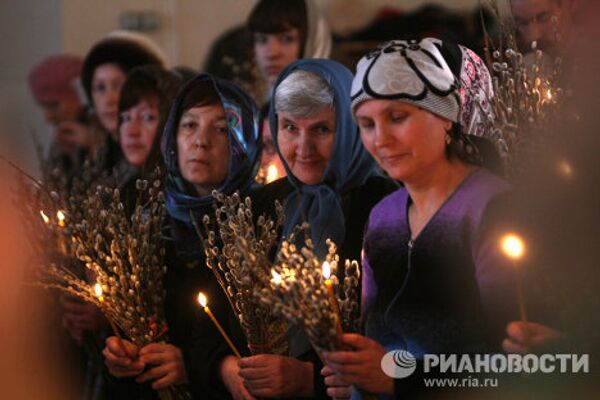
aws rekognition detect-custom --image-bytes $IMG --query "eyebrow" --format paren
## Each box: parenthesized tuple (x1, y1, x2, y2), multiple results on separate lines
(280, 117, 296, 125)
(180, 113, 227, 124)
(180, 111, 198, 120)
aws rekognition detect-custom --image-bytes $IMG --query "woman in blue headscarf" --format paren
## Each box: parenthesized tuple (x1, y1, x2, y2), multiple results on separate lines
(102, 73, 261, 399)
(237, 59, 398, 399)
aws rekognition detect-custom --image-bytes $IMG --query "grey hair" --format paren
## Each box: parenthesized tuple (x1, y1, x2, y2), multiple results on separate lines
(274, 70, 334, 118)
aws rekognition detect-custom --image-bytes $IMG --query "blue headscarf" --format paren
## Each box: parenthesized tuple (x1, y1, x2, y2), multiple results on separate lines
(161, 73, 261, 256)
(269, 59, 380, 256)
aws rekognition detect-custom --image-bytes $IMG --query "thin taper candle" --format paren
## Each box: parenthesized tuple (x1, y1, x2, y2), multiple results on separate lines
(501, 234, 529, 335)
(322, 262, 344, 339)
(198, 292, 241, 358)
(94, 283, 130, 357)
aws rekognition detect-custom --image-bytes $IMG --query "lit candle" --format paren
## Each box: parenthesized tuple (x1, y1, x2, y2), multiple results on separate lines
(266, 163, 279, 184)
(40, 210, 50, 224)
(500, 234, 528, 325)
(94, 283, 130, 357)
(322, 261, 343, 338)
(198, 291, 241, 358)
(56, 210, 66, 228)
(556, 158, 574, 179)
(271, 269, 283, 285)
(56, 210, 68, 256)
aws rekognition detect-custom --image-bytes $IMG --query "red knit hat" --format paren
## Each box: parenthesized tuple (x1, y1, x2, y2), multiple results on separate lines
(28, 54, 83, 104)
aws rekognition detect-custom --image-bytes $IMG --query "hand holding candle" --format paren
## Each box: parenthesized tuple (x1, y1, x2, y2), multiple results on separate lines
(198, 291, 241, 358)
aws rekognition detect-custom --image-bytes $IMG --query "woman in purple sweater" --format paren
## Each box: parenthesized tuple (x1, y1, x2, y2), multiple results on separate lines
(322, 38, 518, 399)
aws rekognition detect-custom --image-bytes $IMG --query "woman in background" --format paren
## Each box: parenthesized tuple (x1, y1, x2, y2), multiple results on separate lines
(80, 30, 167, 172)
(113, 65, 182, 211)
(248, 0, 332, 95)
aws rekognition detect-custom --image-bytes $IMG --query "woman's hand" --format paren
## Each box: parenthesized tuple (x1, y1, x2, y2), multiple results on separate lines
(322, 365, 352, 400)
(136, 343, 189, 390)
(102, 336, 145, 378)
(322, 333, 394, 395)
(220, 355, 256, 400)
(60, 294, 107, 343)
(238, 354, 314, 398)
(503, 321, 563, 354)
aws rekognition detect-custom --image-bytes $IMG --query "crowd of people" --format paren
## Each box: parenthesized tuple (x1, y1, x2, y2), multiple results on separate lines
(19, 0, 599, 399)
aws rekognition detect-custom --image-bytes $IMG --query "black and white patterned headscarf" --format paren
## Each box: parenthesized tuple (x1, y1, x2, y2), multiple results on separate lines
(351, 38, 460, 122)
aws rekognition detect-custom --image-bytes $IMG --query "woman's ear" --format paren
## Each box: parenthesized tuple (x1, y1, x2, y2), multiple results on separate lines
(443, 119, 453, 132)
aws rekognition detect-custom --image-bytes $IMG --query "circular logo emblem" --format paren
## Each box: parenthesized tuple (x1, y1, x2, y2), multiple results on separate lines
(381, 350, 417, 378)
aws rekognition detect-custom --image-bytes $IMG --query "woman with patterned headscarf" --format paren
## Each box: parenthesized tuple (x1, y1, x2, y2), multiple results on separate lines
(322, 38, 518, 399)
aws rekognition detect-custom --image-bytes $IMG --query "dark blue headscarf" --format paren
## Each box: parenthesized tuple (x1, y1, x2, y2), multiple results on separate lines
(269, 59, 380, 256)
(161, 73, 261, 256)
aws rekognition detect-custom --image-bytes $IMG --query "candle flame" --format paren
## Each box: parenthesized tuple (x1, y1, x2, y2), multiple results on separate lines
(197, 292, 207, 308)
(322, 261, 331, 280)
(57, 210, 66, 227)
(94, 283, 103, 297)
(266, 164, 279, 184)
(501, 234, 525, 260)
(271, 270, 282, 285)
(40, 210, 50, 224)
(557, 159, 573, 179)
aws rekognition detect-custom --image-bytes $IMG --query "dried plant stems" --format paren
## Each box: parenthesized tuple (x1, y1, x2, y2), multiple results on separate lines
(478, 0, 566, 178)
(198, 191, 289, 355)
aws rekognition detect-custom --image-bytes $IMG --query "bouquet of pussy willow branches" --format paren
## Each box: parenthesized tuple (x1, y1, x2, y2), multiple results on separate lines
(198, 191, 289, 355)
(477, 0, 567, 178)
(199, 191, 361, 354)
(41, 179, 169, 345)
(255, 233, 361, 354)
(37, 178, 191, 399)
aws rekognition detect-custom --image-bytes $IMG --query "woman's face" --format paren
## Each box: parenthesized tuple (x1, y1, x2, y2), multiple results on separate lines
(277, 107, 335, 185)
(355, 100, 452, 183)
(92, 63, 126, 135)
(119, 96, 160, 167)
(254, 28, 301, 87)
(176, 104, 230, 196)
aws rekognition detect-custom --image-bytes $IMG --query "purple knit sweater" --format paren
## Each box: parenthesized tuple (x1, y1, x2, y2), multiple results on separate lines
(362, 168, 517, 357)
